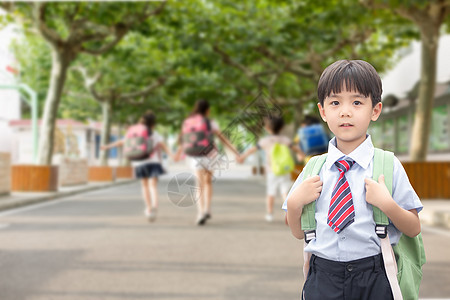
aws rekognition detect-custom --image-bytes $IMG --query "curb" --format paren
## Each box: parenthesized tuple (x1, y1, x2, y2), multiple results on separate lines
(419, 200, 450, 231)
(0, 179, 137, 212)
(421, 211, 450, 230)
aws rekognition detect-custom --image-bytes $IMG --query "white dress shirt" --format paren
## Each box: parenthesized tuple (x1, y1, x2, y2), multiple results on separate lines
(282, 135, 423, 262)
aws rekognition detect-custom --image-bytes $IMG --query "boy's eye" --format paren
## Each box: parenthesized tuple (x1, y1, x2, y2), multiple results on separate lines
(330, 101, 340, 106)
(353, 101, 362, 105)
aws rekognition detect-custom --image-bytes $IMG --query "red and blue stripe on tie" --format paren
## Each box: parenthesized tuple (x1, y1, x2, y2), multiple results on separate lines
(328, 159, 355, 233)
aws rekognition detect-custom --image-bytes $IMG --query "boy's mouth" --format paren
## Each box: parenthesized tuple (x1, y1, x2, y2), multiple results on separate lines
(339, 123, 353, 127)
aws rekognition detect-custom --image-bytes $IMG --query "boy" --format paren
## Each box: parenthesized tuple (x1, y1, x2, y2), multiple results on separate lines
(238, 116, 303, 222)
(283, 60, 422, 299)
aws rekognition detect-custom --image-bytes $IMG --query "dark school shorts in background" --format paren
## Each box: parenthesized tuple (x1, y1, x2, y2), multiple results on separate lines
(134, 163, 165, 179)
(302, 254, 393, 300)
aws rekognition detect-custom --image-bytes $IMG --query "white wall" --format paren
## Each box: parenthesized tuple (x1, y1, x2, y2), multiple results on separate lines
(381, 34, 450, 98)
(0, 21, 22, 161)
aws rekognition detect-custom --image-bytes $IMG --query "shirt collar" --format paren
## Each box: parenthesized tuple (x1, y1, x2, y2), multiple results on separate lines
(325, 135, 374, 170)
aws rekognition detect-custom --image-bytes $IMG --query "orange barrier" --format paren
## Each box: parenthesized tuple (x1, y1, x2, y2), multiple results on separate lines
(88, 166, 115, 182)
(402, 162, 450, 199)
(116, 166, 133, 179)
(11, 165, 58, 192)
(291, 164, 304, 181)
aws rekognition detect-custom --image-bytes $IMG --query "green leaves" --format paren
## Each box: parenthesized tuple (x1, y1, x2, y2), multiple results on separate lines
(5, 0, 425, 133)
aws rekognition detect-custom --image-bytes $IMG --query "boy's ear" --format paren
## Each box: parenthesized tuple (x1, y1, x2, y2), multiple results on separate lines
(371, 102, 382, 121)
(317, 103, 326, 122)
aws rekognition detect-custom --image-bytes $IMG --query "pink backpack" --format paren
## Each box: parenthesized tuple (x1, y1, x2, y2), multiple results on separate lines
(182, 114, 214, 156)
(123, 124, 154, 161)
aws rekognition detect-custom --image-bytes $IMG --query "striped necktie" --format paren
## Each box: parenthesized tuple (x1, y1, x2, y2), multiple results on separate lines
(328, 159, 355, 233)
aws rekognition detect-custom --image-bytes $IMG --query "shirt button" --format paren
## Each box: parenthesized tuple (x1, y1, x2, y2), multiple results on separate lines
(341, 236, 346, 240)
(347, 264, 354, 272)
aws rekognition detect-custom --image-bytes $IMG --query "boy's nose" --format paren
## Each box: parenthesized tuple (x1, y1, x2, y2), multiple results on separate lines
(339, 110, 351, 117)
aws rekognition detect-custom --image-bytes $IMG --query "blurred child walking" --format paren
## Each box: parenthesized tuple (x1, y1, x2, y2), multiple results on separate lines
(175, 100, 240, 225)
(238, 115, 303, 222)
(102, 111, 174, 222)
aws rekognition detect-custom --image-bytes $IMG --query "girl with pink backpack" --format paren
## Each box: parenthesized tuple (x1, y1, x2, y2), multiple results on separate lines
(175, 100, 240, 225)
(102, 111, 174, 222)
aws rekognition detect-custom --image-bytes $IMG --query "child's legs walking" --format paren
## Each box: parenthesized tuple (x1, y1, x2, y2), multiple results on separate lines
(266, 195, 275, 214)
(203, 170, 213, 215)
(140, 178, 152, 212)
(149, 176, 158, 209)
(266, 172, 278, 221)
(195, 169, 206, 217)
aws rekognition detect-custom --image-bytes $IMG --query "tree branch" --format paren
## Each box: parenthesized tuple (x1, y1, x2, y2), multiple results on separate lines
(213, 45, 267, 86)
(79, 25, 127, 55)
(119, 76, 168, 101)
(72, 65, 105, 102)
(256, 46, 315, 78)
(33, 2, 63, 46)
(79, 1, 166, 55)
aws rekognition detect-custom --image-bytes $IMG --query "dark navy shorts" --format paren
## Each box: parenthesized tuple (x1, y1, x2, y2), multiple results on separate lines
(302, 254, 393, 300)
(134, 163, 165, 179)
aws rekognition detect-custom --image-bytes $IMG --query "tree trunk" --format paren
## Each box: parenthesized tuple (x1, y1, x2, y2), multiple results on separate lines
(99, 100, 112, 166)
(409, 25, 439, 162)
(117, 124, 125, 166)
(37, 48, 72, 165)
(293, 102, 304, 135)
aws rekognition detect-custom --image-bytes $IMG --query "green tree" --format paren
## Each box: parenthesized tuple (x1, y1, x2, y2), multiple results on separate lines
(192, 0, 411, 128)
(1, 2, 166, 165)
(362, 0, 450, 161)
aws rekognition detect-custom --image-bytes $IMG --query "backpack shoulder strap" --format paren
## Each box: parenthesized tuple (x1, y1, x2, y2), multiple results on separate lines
(373, 148, 404, 300)
(300, 154, 327, 235)
(373, 148, 394, 227)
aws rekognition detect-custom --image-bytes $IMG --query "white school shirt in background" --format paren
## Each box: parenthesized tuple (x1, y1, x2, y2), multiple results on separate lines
(257, 134, 292, 174)
(131, 131, 164, 167)
(282, 135, 423, 262)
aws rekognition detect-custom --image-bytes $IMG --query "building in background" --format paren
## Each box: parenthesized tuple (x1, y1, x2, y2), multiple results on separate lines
(371, 35, 450, 161)
(7, 119, 121, 165)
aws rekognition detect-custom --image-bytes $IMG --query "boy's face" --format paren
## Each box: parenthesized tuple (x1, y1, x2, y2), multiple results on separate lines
(317, 86, 382, 152)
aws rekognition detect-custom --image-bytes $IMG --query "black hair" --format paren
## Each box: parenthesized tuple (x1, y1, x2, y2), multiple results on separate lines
(317, 60, 382, 107)
(302, 115, 321, 126)
(139, 111, 156, 132)
(192, 99, 210, 116)
(266, 115, 284, 134)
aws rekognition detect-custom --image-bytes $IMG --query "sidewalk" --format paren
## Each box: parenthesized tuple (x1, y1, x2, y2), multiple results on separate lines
(1, 162, 449, 230)
(0, 179, 136, 212)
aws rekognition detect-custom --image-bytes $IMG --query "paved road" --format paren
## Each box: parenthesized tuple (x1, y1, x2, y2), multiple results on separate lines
(0, 178, 449, 300)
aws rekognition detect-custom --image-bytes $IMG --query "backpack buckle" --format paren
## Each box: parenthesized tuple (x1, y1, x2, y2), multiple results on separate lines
(304, 230, 316, 243)
(375, 225, 387, 238)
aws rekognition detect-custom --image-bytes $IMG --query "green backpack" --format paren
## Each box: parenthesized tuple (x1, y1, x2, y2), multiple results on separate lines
(271, 143, 295, 176)
(300, 149, 426, 300)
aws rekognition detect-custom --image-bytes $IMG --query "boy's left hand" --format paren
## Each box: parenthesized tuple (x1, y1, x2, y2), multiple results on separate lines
(364, 175, 393, 210)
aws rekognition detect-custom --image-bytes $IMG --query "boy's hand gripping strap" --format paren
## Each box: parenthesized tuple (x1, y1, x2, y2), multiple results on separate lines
(300, 154, 327, 243)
